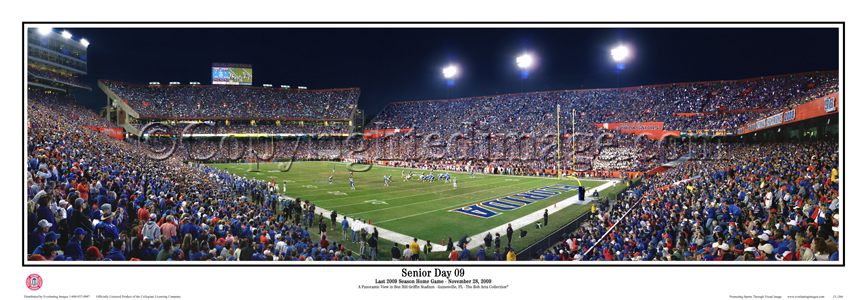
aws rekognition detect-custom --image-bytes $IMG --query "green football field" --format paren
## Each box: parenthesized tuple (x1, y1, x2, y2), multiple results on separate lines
(206, 161, 603, 243)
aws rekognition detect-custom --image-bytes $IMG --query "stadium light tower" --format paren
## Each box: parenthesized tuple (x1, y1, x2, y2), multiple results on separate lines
(38, 27, 52, 35)
(517, 54, 531, 94)
(443, 65, 457, 100)
(61, 30, 72, 39)
(80, 38, 89, 47)
(611, 45, 628, 90)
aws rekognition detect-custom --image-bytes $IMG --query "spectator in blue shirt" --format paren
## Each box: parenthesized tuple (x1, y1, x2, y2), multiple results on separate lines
(459, 246, 470, 261)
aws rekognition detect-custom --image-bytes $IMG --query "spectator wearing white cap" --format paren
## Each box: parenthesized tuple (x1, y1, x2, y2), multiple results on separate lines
(56, 200, 68, 220)
(759, 243, 774, 259)
(30, 219, 52, 254)
(717, 243, 734, 261)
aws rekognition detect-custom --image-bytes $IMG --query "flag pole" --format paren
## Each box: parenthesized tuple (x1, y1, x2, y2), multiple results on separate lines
(557, 104, 561, 180)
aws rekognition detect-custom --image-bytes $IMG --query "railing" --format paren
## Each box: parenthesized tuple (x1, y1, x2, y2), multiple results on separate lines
(121, 123, 141, 136)
(580, 195, 644, 259)
(98, 80, 140, 119)
(515, 211, 591, 261)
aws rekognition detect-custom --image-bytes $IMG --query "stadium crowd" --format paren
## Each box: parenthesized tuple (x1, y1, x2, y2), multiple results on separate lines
(28, 90, 119, 130)
(542, 140, 839, 262)
(665, 112, 766, 131)
(25, 69, 840, 262)
(742, 73, 840, 124)
(102, 80, 359, 120)
(355, 129, 679, 173)
(132, 122, 349, 135)
(703, 72, 838, 112)
(369, 72, 837, 133)
(27, 90, 378, 262)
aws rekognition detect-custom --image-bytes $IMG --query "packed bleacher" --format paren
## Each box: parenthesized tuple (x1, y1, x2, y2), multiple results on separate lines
(28, 90, 119, 130)
(368, 72, 837, 133)
(357, 72, 838, 176)
(542, 140, 839, 262)
(703, 72, 838, 112)
(101, 80, 359, 120)
(665, 112, 765, 131)
(28, 66, 91, 89)
(27, 92, 375, 262)
(132, 122, 349, 135)
(166, 137, 350, 162)
(26, 69, 840, 262)
(742, 73, 840, 124)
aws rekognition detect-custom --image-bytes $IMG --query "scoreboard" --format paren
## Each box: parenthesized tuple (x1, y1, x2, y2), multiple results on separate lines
(212, 63, 252, 85)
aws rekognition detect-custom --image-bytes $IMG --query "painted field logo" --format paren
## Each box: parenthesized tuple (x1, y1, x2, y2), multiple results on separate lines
(447, 184, 580, 218)
(26, 274, 42, 291)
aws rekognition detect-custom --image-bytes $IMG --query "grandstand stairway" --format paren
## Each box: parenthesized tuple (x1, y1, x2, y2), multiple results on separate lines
(121, 123, 141, 136)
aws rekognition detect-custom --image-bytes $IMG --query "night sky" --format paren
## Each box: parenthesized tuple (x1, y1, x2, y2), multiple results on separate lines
(60, 27, 838, 118)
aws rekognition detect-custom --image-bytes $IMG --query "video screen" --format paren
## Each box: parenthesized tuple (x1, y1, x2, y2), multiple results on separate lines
(212, 63, 252, 85)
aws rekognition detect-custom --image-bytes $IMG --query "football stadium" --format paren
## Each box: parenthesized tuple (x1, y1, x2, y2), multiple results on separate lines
(25, 26, 841, 263)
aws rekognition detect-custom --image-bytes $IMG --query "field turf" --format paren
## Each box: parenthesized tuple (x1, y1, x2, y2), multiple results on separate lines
(206, 161, 603, 244)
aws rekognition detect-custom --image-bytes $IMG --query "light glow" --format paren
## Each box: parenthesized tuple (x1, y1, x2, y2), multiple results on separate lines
(443, 66, 457, 78)
(80, 38, 89, 47)
(38, 27, 52, 35)
(517, 54, 531, 68)
(61, 31, 72, 39)
(611, 46, 628, 62)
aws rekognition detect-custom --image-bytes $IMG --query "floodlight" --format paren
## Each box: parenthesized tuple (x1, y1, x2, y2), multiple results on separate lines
(611, 46, 628, 62)
(80, 38, 89, 47)
(443, 66, 457, 78)
(61, 31, 72, 39)
(517, 54, 531, 68)
(38, 27, 52, 35)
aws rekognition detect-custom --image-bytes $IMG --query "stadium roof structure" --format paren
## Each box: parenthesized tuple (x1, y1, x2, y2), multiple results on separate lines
(27, 28, 92, 92)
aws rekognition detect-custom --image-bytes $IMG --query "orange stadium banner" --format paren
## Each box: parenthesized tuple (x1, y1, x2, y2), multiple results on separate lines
(364, 128, 414, 139)
(738, 91, 839, 135)
(84, 126, 123, 140)
(593, 122, 680, 140)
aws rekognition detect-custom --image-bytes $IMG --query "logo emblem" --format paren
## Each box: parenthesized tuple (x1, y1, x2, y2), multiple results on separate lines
(26, 274, 42, 291)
